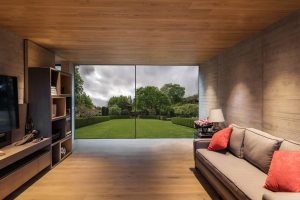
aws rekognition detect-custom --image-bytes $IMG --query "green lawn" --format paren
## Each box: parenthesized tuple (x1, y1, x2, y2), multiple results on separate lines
(75, 119, 194, 139)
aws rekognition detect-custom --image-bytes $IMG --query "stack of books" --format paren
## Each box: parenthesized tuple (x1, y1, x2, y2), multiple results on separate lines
(51, 86, 57, 95)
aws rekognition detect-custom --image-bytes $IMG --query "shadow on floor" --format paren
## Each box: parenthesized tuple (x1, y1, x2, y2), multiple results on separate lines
(190, 167, 222, 200)
(4, 167, 50, 200)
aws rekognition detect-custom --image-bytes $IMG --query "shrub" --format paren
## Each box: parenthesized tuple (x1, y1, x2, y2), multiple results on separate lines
(172, 104, 198, 117)
(109, 105, 121, 115)
(76, 116, 110, 128)
(159, 116, 168, 120)
(171, 117, 197, 128)
(121, 109, 130, 116)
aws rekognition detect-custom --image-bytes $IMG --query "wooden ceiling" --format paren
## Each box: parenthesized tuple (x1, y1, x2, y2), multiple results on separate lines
(0, 0, 300, 65)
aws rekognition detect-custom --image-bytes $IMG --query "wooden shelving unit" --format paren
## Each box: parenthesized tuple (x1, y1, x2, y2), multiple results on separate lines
(28, 67, 73, 168)
(0, 40, 74, 199)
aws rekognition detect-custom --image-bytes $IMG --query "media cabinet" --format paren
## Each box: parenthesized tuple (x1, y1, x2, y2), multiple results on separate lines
(0, 138, 51, 199)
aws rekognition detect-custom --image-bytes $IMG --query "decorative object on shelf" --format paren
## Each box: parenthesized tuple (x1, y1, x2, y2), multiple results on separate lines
(32, 136, 44, 143)
(209, 109, 225, 131)
(66, 131, 71, 136)
(61, 146, 67, 157)
(52, 104, 57, 117)
(194, 119, 213, 133)
(51, 86, 57, 95)
(14, 130, 38, 146)
(55, 64, 61, 71)
(25, 117, 34, 134)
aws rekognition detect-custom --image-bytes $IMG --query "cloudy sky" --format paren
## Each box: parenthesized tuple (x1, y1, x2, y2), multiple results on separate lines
(78, 65, 199, 107)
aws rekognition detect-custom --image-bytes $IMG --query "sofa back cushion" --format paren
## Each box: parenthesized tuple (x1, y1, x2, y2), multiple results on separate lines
(243, 128, 283, 173)
(229, 124, 246, 158)
(279, 140, 300, 151)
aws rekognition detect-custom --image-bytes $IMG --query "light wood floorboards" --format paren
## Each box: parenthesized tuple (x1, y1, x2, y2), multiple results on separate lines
(17, 139, 216, 200)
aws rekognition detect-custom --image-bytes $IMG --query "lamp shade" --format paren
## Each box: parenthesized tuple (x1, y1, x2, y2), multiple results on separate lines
(209, 109, 225, 123)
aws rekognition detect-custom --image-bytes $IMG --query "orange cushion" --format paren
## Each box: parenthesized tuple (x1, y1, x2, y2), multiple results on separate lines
(208, 127, 233, 151)
(264, 151, 300, 192)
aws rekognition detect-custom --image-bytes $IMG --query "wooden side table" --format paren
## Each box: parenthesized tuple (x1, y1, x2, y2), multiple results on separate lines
(193, 131, 215, 139)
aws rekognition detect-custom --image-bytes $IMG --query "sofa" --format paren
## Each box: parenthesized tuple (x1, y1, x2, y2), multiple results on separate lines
(193, 124, 300, 200)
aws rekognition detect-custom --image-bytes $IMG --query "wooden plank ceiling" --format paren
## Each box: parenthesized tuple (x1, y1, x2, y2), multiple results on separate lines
(0, 0, 300, 65)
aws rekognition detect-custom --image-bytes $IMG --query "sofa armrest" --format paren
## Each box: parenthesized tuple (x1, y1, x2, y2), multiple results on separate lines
(263, 192, 300, 200)
(193, 139, 211, 150)
(193, 139, 211, 160)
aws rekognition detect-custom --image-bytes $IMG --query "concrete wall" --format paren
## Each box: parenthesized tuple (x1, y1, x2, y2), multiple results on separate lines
(0, 28, 24, 104)
(0, 28, 25, 142)
(199, 11, 300, 141)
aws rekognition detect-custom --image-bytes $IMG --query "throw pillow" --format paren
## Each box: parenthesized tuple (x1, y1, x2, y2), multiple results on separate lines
(208, 127, 233, 151)
(264, 151, 300, 192)
(229, 124, 246, 158)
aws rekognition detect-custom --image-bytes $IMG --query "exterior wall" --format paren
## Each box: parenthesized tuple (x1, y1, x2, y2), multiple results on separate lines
(199, 11, 300, 141)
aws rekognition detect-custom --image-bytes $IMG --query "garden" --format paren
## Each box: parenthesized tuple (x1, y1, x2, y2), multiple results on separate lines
(75, 67, 198, 139)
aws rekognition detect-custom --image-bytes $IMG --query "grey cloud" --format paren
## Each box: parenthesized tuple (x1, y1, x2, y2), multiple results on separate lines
(79, 65, 95, 75)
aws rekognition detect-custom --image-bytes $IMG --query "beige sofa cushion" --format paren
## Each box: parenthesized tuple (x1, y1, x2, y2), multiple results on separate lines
(243, 128, 283, 173)
(263, 192, 300, 200)
(196, 149, 272, 200)
(279, 140, 300, 151)
(229, 124, 246, 158)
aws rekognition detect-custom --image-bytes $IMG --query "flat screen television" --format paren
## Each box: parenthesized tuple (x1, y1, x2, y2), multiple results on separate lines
(0, 75, 19, 147)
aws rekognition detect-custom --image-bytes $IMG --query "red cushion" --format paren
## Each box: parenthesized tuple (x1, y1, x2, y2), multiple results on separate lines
(264, 151, 300, 192)
(208, 127, 232, 151)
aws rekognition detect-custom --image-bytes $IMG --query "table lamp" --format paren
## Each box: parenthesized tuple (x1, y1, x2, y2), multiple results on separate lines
(209, 109, 225, 131)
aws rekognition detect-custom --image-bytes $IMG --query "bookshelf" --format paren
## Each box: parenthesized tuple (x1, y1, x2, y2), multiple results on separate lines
(28, 67, 73, 167)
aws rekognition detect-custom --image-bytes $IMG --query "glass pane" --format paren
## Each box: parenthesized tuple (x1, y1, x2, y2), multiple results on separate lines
(75, 65, 135, 139)
(135, 66, 199, 138)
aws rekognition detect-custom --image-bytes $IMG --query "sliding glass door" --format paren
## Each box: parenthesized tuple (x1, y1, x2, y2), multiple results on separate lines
(75, 65, 199, 139)
(136, 66, 199, 138)
(75, 65, 135, 139)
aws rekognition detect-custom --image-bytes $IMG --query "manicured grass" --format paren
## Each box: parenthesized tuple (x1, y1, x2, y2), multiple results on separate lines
(75, 119, 194, 139)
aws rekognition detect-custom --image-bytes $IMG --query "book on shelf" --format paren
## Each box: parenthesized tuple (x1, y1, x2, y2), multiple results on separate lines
(51, 86, 57, 95)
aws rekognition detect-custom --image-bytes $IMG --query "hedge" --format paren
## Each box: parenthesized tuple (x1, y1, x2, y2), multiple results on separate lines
(76, 116, 110, 128)
(138, 115, 160, 119)
(171, 117, 197, 128)
(109, 115, 132, 120)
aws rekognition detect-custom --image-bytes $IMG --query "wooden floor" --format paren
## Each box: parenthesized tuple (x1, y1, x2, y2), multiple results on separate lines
(16, 139, 217, 200)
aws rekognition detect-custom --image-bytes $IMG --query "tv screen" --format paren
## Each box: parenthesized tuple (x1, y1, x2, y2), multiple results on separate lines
(0, 75, 19, 133)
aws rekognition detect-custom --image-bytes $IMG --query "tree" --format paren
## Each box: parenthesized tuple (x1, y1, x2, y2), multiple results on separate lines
(75, 67, 84, 102)
(161, 83, 185, 104)
(183, 94, 199, 104)
(108, 96, 132, 111)
(109, 105, 121, 115)
(74, 66, 95, 117)
(136, 86, 171, 115)
(102, 107, 109, 116)
(78, 93, 94, 109)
